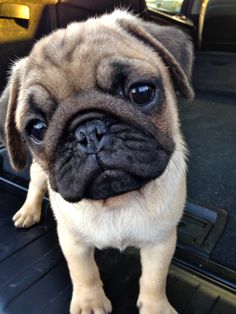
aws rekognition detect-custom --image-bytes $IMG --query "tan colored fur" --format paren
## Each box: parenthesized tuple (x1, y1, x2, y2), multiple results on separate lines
(13, 160, 47, 227)
(1, 10, 194, 314)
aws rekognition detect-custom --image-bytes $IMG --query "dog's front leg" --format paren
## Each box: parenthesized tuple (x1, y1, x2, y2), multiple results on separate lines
(13, 160, 47, 228)
(138, 229, 177, 314)
(57, 227, 112, 314)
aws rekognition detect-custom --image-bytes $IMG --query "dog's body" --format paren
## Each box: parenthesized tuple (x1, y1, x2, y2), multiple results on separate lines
(0, 10, 193, 314)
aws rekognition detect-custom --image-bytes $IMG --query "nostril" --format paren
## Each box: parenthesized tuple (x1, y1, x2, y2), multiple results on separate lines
(95, 127, 104, 142)
(80, 136, 88, 147)
(75, 129, 88, 146)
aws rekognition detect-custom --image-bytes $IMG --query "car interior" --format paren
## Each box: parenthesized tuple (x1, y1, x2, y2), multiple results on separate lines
(0, 0, 236, 313)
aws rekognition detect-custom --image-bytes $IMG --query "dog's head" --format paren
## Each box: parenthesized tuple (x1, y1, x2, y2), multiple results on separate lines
(1, 11, 193, 202)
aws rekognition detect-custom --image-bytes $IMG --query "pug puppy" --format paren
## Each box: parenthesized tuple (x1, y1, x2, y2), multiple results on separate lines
(0, 10, 194, 314)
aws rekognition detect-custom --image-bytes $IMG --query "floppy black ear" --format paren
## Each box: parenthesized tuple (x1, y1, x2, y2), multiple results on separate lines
(0, 60, 28, 170)
(117, 16, 194, 100)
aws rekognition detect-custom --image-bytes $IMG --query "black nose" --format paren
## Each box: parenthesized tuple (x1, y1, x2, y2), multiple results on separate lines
(75, 119, 107, 154)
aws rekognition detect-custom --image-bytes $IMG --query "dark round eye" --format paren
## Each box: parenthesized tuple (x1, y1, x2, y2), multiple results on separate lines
(128, 84, 155, 106)
(26, 119, 47, 143)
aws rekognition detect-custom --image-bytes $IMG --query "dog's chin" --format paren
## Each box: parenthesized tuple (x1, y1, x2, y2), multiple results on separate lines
(57, 169, 149, 203)
(84, 170, 148, 201)
(51, 149, 171, 204)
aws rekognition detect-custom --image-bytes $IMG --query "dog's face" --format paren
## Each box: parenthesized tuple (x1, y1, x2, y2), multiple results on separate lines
(3, 11, 193, 203)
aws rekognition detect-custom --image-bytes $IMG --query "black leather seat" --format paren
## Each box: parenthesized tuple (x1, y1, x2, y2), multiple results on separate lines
(201, 0, 236, 52)
(56, 0, 147, 29)
(37, 0, 147, 39)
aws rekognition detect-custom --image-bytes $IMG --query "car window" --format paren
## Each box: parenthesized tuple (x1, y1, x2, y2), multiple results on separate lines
(146, 0, 184, 14)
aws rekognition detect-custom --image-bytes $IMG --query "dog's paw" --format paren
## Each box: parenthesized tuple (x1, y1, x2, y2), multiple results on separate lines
(137, 296, 177, 314)
(70, 290, 112, 314)
(12, 204, 41, 228)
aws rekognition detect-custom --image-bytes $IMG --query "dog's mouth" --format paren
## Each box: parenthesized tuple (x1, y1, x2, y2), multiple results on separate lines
(50, 114, 173, 203)
(84, 168, 148, 201)
(51, 149, 170, 203)
(51, 153, 150, 203)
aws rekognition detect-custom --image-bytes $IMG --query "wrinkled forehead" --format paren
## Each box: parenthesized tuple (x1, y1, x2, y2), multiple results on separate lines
(23, 20, 163, 100)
